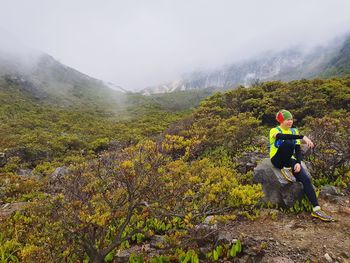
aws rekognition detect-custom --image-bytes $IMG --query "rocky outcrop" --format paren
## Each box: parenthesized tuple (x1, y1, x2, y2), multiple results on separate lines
(0, 152, 6, 167)
(253, 158, 312, 207)
(233, 150, 267, 174)
(0, 202, 27, 217)
(51, 166, 69, 179)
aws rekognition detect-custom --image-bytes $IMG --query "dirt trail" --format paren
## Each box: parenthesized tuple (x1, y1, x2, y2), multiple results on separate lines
(226, 195, 350, 263)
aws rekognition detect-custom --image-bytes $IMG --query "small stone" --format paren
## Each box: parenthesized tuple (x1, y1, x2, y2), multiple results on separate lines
(141, 244, 150, 252)
(203, 215, 216, 224)
(340, 251, 349, 258)
(324, 253, 333, 263)
(2, 203, 10, 209)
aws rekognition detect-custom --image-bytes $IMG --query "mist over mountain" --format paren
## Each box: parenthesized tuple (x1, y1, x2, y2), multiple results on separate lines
(141, 34, 349, 95)
(0, 43, 129, 111)
(1, 29, 350, 113)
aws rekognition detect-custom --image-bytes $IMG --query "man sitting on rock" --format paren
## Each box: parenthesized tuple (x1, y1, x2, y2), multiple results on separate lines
(269, 109, 334, 221)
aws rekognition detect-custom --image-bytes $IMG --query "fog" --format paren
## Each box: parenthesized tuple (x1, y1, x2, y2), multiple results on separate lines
(1, 0, 350, 91)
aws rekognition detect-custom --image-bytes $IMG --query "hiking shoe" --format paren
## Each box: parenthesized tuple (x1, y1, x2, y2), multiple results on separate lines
(311, 209, 334, 222)
(280, 167, 295, 182)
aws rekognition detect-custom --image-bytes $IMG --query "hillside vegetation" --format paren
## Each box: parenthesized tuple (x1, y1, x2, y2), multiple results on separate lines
(0, 75, 349, 262)
(321, 37, 350, 77)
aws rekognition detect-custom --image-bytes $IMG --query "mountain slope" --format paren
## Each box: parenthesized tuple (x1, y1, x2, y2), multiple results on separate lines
(321, 36, 350, 77)
(142, 35, 350, 95)
(0, 48, 129, 112)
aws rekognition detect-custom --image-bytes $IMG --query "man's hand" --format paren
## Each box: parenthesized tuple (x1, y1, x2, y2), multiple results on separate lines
(294, 163, 301, 173)
(302, 136, 314, 148)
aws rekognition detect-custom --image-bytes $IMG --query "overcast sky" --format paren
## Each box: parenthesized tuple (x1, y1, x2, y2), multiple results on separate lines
(1, 0, 350, 91)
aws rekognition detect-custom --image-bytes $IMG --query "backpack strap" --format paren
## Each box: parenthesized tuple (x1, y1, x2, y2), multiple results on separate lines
(274, 127, 283, 148)
(291, 128, 297, 145)
(274, 127, 297, 148)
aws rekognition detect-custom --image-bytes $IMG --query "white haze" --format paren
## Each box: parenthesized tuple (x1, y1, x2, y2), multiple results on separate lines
(0, 0, 350, 91)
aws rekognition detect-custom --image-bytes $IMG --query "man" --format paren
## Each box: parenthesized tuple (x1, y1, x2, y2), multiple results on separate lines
(269, 110, 334, 221)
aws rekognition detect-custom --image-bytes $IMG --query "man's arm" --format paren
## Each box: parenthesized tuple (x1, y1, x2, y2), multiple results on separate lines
(275, 133, 304, 140)
(275, 133, 314, 148)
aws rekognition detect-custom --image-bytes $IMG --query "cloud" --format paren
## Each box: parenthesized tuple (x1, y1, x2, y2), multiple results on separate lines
(0, 0, 350, 90)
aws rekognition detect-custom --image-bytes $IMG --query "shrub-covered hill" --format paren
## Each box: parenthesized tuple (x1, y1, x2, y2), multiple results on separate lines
(0, 76, 187, 175)
(161, 75, 350, 185)
(195, 76, 350, 126)
(0, 75, 349, 262)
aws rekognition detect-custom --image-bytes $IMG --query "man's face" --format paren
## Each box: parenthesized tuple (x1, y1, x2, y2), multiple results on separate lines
(282, 118, 293, 128)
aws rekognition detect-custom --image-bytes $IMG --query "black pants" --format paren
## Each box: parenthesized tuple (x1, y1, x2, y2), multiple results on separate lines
(271, 140, 319, 207)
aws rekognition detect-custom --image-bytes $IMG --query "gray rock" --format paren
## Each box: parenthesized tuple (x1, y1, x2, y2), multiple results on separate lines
(253, 158, 312, 207)
(115, 244, 155, 263)
(340, 251, 349, 259)
(262, 256, 295, 263)
(324, 253, 333, 263)
(0, 152, 6, 167)
(0, 202, 27, 217)
(233, 151, 267, 173)
(217, 230, 237, 244)
(149, 235, 166, 248)
(203, 215, 216, 224)
(320, 185, 339, 197)
(18, 169, 33, 177)
(51, 167, 69, 179)
(199, 245, 212, 256)
(191, 219, 218, 246)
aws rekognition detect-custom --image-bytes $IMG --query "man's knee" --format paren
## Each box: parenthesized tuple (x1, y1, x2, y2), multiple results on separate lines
(295, 168, 312, 184)
(280, 140, 294, 148)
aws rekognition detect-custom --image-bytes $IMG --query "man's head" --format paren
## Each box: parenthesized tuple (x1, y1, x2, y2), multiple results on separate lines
(276, 109, 293, 123)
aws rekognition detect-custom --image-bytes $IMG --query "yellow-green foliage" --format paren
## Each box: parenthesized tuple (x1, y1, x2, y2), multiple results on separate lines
(160, 158, 263, 218)
(0, 233, 20, 263)
(206, 240, 242, 261)
(0, 173, 42, 203)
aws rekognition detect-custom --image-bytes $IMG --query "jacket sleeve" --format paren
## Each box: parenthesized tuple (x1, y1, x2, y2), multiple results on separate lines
(275, 133, 304, 140)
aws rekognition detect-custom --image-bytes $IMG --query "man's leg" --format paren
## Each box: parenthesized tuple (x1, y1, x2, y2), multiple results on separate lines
(271, 140, 295, 169)
(291, 161, 334, 221)
(289, 159, 319, 207)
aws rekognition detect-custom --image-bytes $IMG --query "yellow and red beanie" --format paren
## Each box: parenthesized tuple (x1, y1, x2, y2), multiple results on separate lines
(276, 110, 293, 123)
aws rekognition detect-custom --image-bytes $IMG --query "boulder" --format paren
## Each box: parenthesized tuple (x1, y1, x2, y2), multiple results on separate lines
(233, 151, 267, 174)
(49, 167, 69, 193)
(319, 185, 339, 198)
(0, 202, 27, 217)
(253, 158, 312, 207)
(217, 231, 237, 244)
(191, 217, 218, 247)
(18, 169, 33, 177)
(0, 152, 6, 167)
(51, 167, 69, 179)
